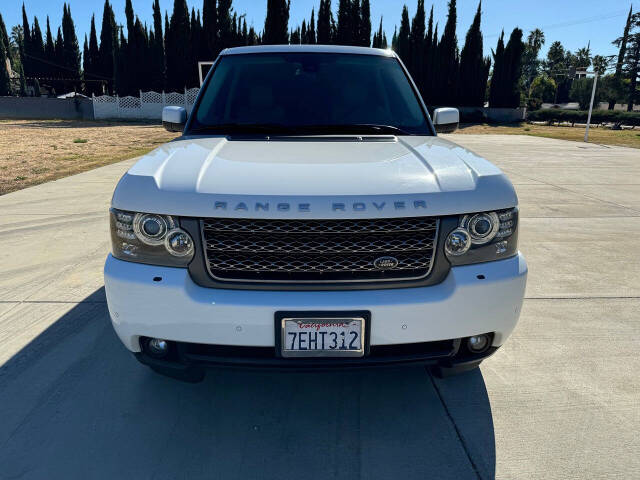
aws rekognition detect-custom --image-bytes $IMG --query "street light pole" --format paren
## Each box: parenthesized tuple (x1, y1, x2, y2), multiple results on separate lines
(584, 72, 599, 143)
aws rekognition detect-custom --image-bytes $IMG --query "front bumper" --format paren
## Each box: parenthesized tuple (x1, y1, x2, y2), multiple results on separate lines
(104, 253, 527, 362)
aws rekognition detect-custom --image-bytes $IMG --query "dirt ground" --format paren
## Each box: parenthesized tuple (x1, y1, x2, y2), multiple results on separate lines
(457, 122, 640, 149)
(0, 120, 179, 195)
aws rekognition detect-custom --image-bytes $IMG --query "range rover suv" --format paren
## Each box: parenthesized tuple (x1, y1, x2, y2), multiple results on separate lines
(104, 45, 527, 382)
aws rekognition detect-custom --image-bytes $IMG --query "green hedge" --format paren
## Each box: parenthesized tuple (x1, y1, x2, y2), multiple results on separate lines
(527, 109, 640, 126)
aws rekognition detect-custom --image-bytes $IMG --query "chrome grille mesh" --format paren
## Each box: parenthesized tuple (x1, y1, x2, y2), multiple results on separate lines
(201, 217, 438, 283)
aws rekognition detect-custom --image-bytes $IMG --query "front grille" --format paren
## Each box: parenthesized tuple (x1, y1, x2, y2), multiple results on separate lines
(201, 216, 439, 283)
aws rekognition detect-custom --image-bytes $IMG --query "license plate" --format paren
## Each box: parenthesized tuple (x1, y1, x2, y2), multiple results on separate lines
(280, 317, 365, 358)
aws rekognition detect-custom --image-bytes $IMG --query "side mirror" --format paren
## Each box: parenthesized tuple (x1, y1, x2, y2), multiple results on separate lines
(432, 107, 459, 133)
(162, 106, 187, 133)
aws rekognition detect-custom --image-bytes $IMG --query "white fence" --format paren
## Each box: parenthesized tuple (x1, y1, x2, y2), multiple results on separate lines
(92, 88, 201, 120)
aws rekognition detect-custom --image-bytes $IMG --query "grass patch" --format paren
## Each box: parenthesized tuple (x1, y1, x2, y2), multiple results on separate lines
(455, 123, 640, 149)
(73, 138, 88, 144)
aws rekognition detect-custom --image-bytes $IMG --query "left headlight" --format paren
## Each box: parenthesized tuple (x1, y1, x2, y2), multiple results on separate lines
(110, 209, 194, 267)
(445, 208, 519, 266)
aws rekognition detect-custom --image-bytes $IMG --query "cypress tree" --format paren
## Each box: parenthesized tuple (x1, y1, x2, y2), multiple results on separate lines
(396, 6, 410, 66)
(422, 5, 434, 103)
(21, 5, 32, 78)
(241, 17, 248, 45)
(83, 34, 89, 80)
(122, 0, 142, 95)
(610, 6, 633, 109)
(150, 0, 164, 92)
(436, 0, 459, 105)
(410, 0, 426, 95)
(86, 15, 100, 93)
(336, 0, 352, 45)
(501, 27, 524, 107)
(352, 0, 361, 46)
(166, 0, 191, 91)
(231, 12, 238, 45)
(99, 0, 117, 93)
(189, 8, 202, 86)
(391, 26, 398, 51)
(166, 0, 191, 90)
(53, 26, 64, 92)
(217, 0, 233, 51)
(290, 27, 301, 45)
(0, 12, 14, 94)
(0, 14, 16, 94)
(301, 20, 307, 44)
(12, 21, 28, 96)
(264, 0, 290, 45)
(115, 29, 127, 94)
(45, 17, 56, 70)
(458, 1, 490, 106)
(372, 17, 382, 48)
(248, 26, 259, 46)
(360, 0, 371, 47)
(622, 13, 640, 111)
(202, 0, 217, 58)
(135, 18, 151, 91)
(488, 31, 505, 107)
(317, 0, 332, 45)
(307, 8, 316, 44)
(0, 13, 9, 64)
(62, 4, 81, 83)
(0, 31, 11, 96)
(31, 17, 45, 79)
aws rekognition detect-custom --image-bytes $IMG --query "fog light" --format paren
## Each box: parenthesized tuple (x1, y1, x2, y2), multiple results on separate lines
(467, 334, 490, 353)
(445, 228, 471, 256)
(165, 229, 194, 257)
(146, 338, 170, 357)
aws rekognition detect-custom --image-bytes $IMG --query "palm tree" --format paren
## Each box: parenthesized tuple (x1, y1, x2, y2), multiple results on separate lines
(527, 29, 545, 53)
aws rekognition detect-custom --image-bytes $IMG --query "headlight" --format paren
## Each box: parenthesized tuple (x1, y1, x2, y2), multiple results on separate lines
(460, 212, 500, 245)
(445, 208, 518, 266)
(110, 209, 194, 267)
(133, 213, 174, 245)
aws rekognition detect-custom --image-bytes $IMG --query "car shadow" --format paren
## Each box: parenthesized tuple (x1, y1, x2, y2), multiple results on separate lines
(0, 288, 495, 480)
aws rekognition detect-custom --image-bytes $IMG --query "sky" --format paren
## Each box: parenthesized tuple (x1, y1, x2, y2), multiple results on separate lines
(1, 0, 633, 61)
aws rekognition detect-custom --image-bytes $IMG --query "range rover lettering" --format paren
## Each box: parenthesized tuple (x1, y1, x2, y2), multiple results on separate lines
(104, 45, 527, 382)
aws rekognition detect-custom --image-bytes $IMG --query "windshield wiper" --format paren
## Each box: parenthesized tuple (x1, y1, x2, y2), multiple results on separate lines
(340, 124, 411, 135)
(292, 124, 411, 135)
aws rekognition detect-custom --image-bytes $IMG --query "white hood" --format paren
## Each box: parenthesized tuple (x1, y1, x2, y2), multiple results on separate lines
(111, 136, 517, 219)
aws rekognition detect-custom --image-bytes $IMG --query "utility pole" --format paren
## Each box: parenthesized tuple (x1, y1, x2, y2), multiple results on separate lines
(584, 71, 599, 143)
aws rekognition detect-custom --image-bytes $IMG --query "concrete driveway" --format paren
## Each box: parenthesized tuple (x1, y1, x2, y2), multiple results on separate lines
(0, 134, 638, 479)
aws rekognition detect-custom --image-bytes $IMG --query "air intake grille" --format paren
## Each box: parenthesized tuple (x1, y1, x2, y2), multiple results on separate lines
(201, 217, 439, 283)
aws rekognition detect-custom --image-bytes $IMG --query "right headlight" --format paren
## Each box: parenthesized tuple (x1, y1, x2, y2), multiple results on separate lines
(445, 208, 518, 265)
(110, 209, 194, 267)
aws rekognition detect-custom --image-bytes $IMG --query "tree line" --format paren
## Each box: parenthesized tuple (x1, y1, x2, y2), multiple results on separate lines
(0, 0, 637, 111)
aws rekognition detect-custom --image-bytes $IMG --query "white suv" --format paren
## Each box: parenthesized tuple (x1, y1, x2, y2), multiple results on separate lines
(104, 45, 527, 382)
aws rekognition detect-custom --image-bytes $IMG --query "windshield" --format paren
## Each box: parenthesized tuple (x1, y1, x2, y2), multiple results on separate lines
(189, 52, 431, 136)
